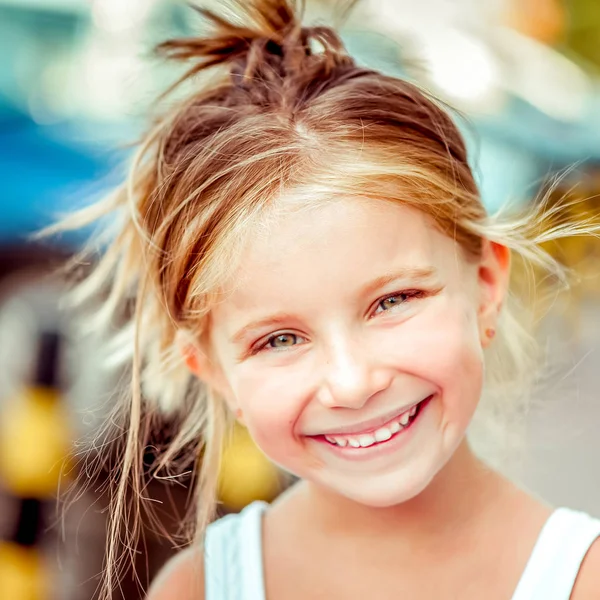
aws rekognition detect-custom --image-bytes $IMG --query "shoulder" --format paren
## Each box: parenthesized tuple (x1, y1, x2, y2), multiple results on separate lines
(145, 544, 205, 600)
(571, 536, 600, 600)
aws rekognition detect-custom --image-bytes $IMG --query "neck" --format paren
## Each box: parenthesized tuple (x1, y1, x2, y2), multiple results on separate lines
(290, 440, 513, 543)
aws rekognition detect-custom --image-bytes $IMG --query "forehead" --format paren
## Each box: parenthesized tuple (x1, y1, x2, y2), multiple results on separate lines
(212, 195, 465, 318)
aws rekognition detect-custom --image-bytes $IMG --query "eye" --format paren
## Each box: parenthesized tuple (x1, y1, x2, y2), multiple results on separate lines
(373, 290, 424, 316)
(257, 332, 307, 353)
(269, 333, 298, 348)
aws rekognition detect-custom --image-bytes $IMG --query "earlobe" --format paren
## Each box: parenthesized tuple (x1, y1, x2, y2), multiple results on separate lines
(234, 407, 245, 425)
(175, 329, 238, 410)
(478, 241, 510, 344)
(176, 329, 226, 393)
(176, 330, 209, 378)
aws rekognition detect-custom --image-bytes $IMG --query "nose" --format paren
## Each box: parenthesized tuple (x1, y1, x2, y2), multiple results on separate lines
(316, 336, 393, 409)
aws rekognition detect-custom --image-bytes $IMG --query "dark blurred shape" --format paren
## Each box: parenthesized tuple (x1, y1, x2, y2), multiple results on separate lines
(34, 330, 62, 390)
(11, 498, 45, 548)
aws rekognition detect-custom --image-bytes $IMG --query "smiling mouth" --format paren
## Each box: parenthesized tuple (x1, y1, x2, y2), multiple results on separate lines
(312, 395, 433, 450)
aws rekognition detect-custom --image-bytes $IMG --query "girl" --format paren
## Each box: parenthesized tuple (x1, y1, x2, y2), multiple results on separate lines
(57, 0, 600, 598)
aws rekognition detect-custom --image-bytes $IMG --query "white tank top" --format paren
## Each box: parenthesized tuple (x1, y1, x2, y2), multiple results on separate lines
(204, 502, 600, 600)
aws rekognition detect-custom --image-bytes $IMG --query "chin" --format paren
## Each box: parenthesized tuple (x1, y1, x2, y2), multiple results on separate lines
(317, 466, 439, 509)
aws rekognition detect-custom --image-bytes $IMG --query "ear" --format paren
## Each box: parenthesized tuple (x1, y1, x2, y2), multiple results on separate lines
(175, 330, 237, 410)
(477, 241, 510, 347)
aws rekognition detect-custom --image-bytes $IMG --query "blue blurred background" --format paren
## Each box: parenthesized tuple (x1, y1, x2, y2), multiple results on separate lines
(1, 1, 600, 598)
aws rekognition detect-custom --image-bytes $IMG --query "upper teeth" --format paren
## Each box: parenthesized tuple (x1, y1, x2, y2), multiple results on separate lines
(323, 404, 418, 449)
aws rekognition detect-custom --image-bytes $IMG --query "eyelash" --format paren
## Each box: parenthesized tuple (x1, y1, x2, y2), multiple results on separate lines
(372, 289, 425, 316)
(251, 289, 427, 355)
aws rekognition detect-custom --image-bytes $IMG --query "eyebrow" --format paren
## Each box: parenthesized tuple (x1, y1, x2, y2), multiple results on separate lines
(229, 266, 438, 345)
(358, 266, 438, 298)
(230, 312, 299, 345)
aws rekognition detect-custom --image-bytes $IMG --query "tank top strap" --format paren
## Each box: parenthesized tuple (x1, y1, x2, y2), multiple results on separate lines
(511, 507, 600, 600)
(204, 501, 268, 600)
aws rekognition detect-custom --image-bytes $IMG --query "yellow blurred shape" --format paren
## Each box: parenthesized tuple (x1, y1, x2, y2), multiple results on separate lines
(504, 0, 565, 45)
(0, 543, 47, 600)
(0, 387, 72, 498)
(217, 422, 281, 511)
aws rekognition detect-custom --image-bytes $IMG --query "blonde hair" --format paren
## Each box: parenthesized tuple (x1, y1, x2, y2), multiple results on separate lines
(47, 0, 598, 596)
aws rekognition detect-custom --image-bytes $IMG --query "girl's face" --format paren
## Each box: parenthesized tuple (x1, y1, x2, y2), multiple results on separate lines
(205, 196, 507, 507)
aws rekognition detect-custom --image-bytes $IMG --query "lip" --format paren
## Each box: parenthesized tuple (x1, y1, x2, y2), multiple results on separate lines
(308, 394, 433, 461)
(306, 395, 432, 437)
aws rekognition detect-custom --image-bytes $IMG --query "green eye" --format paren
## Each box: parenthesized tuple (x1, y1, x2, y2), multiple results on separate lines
(374, 290, 424, 315)
(268, 333, 298, 348)
(380, 296, 402, 310)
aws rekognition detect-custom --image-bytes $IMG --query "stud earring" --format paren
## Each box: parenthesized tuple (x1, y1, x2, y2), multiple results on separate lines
(485, 328, 496, 340)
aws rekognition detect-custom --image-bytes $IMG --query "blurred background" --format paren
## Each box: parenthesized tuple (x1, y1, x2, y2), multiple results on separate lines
(1, 0, 600, 598)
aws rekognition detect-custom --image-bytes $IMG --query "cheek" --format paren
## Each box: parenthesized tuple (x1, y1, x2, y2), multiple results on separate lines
(390, 298, 484, 410)
(429, 310, 482, 381)
(228, 364, 309, 461)
(426, 301, 484, 419)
